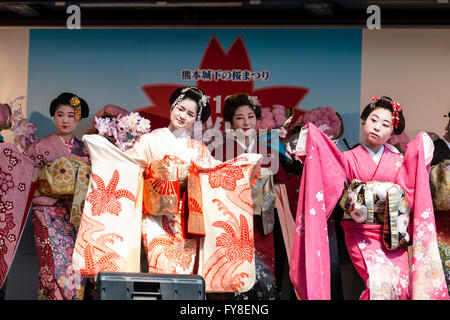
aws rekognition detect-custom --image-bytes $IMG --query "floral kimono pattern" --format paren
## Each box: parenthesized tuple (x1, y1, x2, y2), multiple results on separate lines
(72, 128, 261, 293)
(26, 134, 89, 300)
(210, 132, 290, 299)
(0, 143, 35, 288)
(430, 157, 450, 293)
(289, 123, 448, 300)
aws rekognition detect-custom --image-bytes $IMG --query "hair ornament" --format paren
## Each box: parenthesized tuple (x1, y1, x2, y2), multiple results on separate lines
(197, 94, 209, 121)
(171, 89, 188, 113)
(249, 96, 261, 107)
(391, 101, 401, 129)
(171, 87, 208, 121)
(69, 96, 82, 120)
(369, 96, 380, 109)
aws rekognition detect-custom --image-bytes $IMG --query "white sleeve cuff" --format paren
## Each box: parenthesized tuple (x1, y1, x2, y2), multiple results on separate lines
(294, 127, 309, 161)
(422, 132, 434, 166)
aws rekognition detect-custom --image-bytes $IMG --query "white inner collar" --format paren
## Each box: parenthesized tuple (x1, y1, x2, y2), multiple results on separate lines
(362, 144, 384, 165)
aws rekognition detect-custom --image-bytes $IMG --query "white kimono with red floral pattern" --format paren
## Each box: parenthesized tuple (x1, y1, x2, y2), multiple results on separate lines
(72, 128, 261, 293)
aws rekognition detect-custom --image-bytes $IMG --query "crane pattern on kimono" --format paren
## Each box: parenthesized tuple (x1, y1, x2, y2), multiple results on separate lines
(86, 169, 136, 216)
(203, 198, 254, 292)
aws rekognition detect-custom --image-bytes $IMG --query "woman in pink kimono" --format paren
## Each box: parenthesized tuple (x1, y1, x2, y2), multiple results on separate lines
(26, 92, 90, 300)
(73, 87, 262, 294)
(289, 96, 449, 300)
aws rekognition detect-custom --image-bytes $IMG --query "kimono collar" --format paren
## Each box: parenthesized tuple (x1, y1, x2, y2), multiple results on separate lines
(235, 136, 255, 153)
(58, 135, 74, 152)
(362, 144, 384, 165)
(167, 127, 189, 140)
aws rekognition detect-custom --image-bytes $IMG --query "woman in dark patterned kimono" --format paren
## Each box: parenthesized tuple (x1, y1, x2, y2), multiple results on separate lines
(26, 92, 90, 300)
(211, 93, 301, 299)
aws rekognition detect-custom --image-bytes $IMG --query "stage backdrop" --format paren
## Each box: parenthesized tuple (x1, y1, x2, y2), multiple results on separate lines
(3, 26, 450, 300)
(26, 28, 362, 149)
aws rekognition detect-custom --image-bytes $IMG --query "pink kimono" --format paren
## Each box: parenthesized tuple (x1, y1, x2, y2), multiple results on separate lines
(0, 142, 35, 288)
(289, 123, 449, 300)
(26, 133, 89, 300)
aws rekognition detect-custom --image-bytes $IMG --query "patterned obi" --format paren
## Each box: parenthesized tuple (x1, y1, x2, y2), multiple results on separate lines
(143, 155, 190, 216)
(430, 159, 450, 211)
(35, 157, 90, 228)
(251, 167, 276, 235)
(143, 155, 205, 236)
(340, 179, 411, 250)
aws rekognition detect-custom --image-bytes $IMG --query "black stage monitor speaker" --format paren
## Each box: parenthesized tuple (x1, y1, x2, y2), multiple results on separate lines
(96, 272, 205, 300)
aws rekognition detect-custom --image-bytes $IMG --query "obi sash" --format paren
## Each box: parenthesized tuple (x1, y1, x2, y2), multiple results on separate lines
(35, 156, 90, 228)
(143, 155, 187, 216)
(430, 159, 450, 211)
(143, 154, 205, 236)
(340, 179, 411, 251)
(251, 167, 276, 235)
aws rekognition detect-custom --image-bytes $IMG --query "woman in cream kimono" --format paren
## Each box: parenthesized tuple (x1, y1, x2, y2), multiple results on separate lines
(73, 86, 262, 294)
(290, 96, 448, 300)
(26, 92, 90, 300)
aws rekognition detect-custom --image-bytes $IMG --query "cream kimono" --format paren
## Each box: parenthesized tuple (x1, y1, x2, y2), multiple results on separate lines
(72, 128, 261, 293)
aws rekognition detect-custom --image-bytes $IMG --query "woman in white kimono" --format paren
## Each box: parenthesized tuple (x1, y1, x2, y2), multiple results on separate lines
(73, 87, 262, 293)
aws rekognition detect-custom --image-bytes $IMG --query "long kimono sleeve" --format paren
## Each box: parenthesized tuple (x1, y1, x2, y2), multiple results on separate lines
(0, 143, 36, 287)
(72, 134, 145, 277)
(289, 123, 348, 300)
(25, 138, 50, 168)
(395, 132, 449, 300)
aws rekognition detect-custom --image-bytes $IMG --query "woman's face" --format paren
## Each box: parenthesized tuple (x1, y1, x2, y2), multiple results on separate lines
(169, 98, 198, 131)
(363, 107, 394, 149)
(231, 105, 257, 135)
(53, 104, 80, 136)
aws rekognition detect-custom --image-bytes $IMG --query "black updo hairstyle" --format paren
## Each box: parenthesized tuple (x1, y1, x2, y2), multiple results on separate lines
(168, 86, 211, 123)
(222, 93, 262, 124)
(360, 96, 405, 135)
(49, 92, 89, 119)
